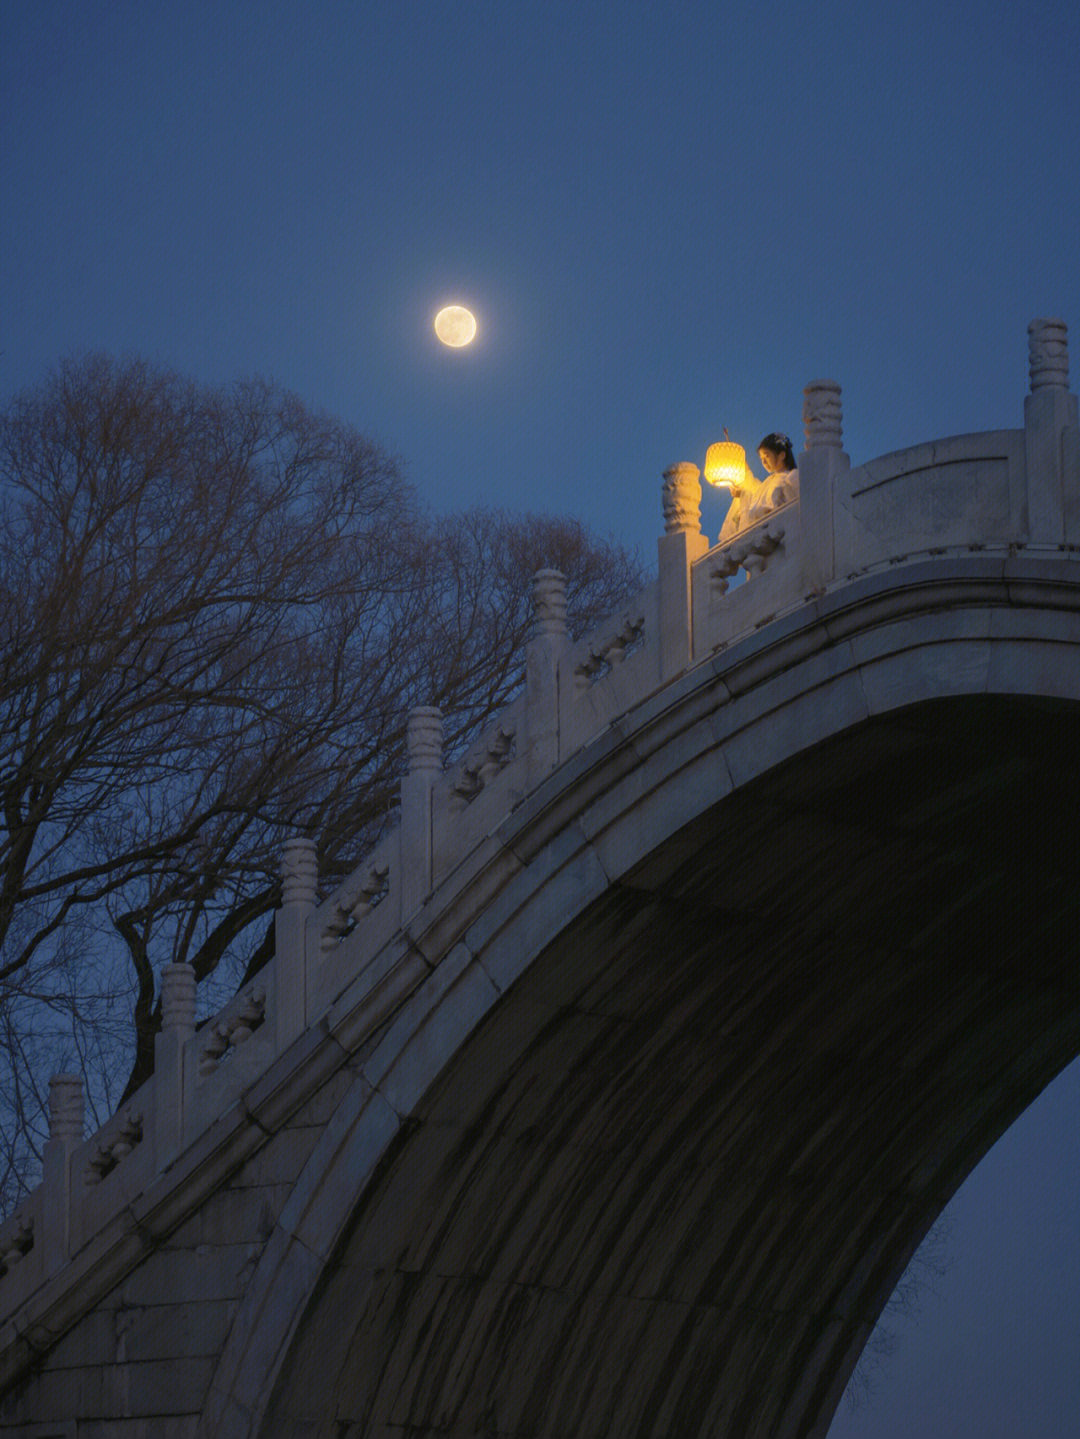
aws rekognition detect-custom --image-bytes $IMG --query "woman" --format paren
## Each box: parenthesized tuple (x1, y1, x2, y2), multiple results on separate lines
(717, 432, 799, 543)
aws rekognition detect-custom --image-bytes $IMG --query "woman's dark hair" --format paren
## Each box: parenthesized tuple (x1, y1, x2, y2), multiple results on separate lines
(758, 432, 796, 471)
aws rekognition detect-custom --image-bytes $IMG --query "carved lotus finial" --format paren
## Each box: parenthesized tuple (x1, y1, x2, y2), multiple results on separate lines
(407, 707, 443, 773)
(161, 962, 198, 1032)
(48, 1073, 84, 1145)
(532, 568, 568, 637)
(1028, 318, 1069, 392)
(281, 837, 318, 907)
(803, 380, 843, 450)
(661, 463, 702, 535)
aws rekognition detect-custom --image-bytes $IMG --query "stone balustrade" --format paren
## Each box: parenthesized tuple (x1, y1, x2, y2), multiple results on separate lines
(83, 1105, 144, 1185)
(0, 1192, 38, 1282)
(572, 607, 648, 684)
(448, 701, 524, 806)
(2, 317, 1078, 1343)
(196, 984, 267, 1077)
(706, 510, 792, 595)
(319, 855, 391, 950)
(184, 972, 279, 1138)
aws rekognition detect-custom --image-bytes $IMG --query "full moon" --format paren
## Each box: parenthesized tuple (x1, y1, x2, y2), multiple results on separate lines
(434, 305, 477, 348)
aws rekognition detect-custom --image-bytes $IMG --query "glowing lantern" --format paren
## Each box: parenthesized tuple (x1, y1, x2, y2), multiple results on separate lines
(703, 430, 746, 488)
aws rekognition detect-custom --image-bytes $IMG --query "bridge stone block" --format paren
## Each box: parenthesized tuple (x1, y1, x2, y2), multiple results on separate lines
(986, 636, 1080, 701)
(166, 1183, 290, 1252)
(113, 1243, 257, 1312)
(405, 830, 523, 967)
(48, 1295, 236, 1367)
(709, 605, 832, 702)
(987, 596, 1080, 646)
(200, 1231, 324, 1438)
(609, 646, 735, 757)
(361, 943, 499, 1116)
(237, 1008, 349, 1140)
(2, 1359, 215, 1428)
(578, 719, 735, 888)
(466, 825, 610, 994)
(201, 1087, 403, 1437)
(80, 1422, 197, 1438)
(843, 599, 995, 664)
(54, 1421, 194, 1439)
(721, 666, 869, 793)
(325, 936, 430, 1058)
(273, 1083, 398, 1260)
(856, 636, 993, 718)
(496, 721, 642, 868)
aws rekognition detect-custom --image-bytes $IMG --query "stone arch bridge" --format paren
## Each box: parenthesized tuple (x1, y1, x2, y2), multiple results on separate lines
(2, 319, 1079, 1438)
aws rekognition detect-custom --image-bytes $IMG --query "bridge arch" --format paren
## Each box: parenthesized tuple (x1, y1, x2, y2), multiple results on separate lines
(6, 329, 1080, 1435)
(202, 570, 1080, 1438)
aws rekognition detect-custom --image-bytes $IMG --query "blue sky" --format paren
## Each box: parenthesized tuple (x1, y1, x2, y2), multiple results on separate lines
(3, 2, 1078, 1432)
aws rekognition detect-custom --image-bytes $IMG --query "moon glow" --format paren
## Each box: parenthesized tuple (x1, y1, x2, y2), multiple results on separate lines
(434, 305, 477, 348)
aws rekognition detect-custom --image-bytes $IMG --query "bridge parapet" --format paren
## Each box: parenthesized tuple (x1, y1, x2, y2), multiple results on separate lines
(2, 317, 1078, 1390)
(686, 318, 1077, 659)
(0, 1163, 42, 1315)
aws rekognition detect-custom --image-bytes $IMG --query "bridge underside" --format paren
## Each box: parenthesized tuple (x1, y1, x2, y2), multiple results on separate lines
(265, 694, 1079, 1439)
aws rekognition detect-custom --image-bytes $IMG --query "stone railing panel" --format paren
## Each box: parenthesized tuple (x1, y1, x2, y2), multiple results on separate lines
(444, 696, 527, 810)
(432, 697, 528, 885)
(307, 832, 403, 1017)
(82, 1102, 145, 1188)
(0, 1188, 43, 1311)
(314, 835, 397, 957)
(691, 505, 807, 661)
(73, 1093, 156, 1250)
(183, 970, 278, 1139)
(834, 430, 1025, 570)
(559, 582, 660, 756)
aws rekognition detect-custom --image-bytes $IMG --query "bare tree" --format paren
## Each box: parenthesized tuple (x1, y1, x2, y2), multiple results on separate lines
(0, 355, 645, 1209)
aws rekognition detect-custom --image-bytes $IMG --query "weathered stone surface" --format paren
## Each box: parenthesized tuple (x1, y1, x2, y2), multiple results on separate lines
(248, 692, 1079, 1439)
(0, 1354, 214, 1423)
(362, 950, 500, 1116)
(465, 823, 610, 981)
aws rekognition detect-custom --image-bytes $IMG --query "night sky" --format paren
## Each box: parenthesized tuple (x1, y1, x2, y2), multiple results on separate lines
(3, 2, 1078, 1432)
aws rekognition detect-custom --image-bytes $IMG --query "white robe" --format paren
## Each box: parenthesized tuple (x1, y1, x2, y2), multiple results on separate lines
(717, 466, 799, 544)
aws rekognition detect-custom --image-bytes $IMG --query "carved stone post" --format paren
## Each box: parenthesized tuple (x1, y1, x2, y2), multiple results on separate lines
(275, 837, 317, 1050)
(1029, 317, 1069, 391)
(41, 1073, 83, 1269)
(1024, 318, 1079, 543)
(526, 569, 569, 786)
(658, 463, 709, 680)
(798, 379, 849, 587)
(401, 707, 442, 921)
(153, 962, 197, 1166)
